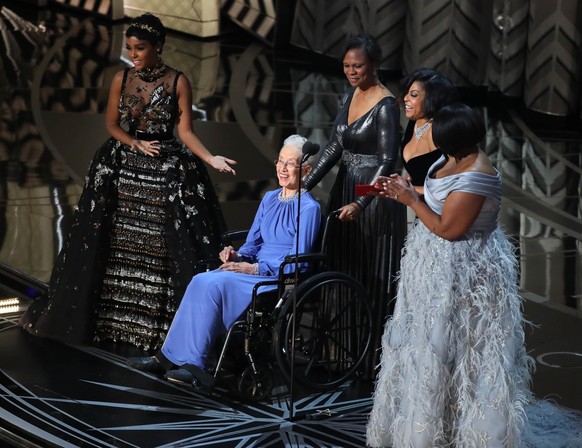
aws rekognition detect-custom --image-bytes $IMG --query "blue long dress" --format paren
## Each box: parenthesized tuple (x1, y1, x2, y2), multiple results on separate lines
(160, 189, 321, 369)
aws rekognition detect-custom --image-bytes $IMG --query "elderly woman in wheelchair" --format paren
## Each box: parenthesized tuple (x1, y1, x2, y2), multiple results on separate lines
(127, 134, 322, 389)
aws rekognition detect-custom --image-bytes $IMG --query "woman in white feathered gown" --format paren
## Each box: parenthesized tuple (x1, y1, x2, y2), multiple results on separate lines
(366, 104, 533, 447)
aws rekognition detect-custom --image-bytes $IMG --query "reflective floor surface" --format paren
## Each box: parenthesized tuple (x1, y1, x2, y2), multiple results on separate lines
(1, 2, 582, 447)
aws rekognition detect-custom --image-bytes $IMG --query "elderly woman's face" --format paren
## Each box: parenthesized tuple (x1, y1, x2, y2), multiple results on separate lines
(276, 145, 303, 191)
(403, 81, 427, 121)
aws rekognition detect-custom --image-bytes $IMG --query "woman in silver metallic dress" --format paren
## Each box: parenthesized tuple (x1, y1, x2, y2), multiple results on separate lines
(303, 34, 406, 376)
(20, 13, 236, 351)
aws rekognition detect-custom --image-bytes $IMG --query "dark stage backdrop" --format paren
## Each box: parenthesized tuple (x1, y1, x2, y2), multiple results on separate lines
(290, 0, 582, 118)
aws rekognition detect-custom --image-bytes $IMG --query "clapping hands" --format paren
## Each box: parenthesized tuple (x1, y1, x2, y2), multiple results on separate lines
(370, 174, 419, 206)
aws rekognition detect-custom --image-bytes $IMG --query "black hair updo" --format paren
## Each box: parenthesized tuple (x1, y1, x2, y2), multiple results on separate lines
(343, 34, 383, 68)
(126, 13, 166, 50)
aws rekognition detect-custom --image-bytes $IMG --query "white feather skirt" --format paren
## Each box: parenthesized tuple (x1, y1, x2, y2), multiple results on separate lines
(366, 220, 533, 447)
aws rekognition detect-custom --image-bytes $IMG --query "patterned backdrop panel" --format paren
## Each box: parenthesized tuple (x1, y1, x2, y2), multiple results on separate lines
(288, 0, 582, 117)
(52, 0, 124, 20)
(487, 0, 529, 97)
(448, 0, 494, 85)
(402, 0, 454, 73)
(291, 0, 406, 70)
(524, 0, 582, 116)
(403, 0, 494, 85)
(221, 0, 277, 45)
(124, 0, 220, 38)
(151, 35, 220, 105)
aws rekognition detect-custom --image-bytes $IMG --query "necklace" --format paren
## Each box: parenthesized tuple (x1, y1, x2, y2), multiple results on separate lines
(135, 58, 166, 82)
(414, 120, 432, 141)
(278, 188, 306, 202)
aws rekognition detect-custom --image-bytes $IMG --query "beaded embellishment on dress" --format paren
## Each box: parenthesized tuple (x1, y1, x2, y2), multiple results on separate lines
(341, 150, 378, 167)
(278, 188, 307, 202)
(135, 58, 166, 82)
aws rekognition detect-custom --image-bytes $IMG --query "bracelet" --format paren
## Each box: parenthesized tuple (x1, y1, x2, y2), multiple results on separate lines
(252, 263, 259, 275)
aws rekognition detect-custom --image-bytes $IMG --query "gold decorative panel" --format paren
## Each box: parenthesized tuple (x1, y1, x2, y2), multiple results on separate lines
(124, 0, 220, 38)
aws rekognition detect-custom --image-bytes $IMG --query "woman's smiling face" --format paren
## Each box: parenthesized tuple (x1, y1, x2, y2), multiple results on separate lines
(403, 81, 427, 121)
(276, 145, 302, 192)
(126, 36, 160, 71)
(343, 48, 375, 89)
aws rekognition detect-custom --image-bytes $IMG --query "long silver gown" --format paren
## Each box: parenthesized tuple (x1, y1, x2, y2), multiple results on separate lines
(367, 156, 532, 447)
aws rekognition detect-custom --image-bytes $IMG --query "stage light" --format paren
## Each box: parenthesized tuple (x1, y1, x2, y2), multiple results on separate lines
(0, 297, 20, 314)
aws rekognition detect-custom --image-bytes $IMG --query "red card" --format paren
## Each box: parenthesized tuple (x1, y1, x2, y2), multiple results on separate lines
(355, 185, 378, 196)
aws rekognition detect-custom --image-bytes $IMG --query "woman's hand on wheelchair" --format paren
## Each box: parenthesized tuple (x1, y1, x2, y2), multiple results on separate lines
(337, 202, 362, 222)
(219, 261, 255, 274)
(219, 246, 239, 263)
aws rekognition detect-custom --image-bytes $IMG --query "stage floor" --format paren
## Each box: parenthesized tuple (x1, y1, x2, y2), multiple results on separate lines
(1, 304, 375, 447)
(1, 298, 581, 447)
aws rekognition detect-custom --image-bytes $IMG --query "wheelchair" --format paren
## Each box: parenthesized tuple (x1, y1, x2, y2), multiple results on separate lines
(205, 212, 373, 401)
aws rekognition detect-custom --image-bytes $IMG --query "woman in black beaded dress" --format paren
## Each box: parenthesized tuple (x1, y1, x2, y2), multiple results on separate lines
(302, 34, 406, 375)
(20, 13, 236, 351)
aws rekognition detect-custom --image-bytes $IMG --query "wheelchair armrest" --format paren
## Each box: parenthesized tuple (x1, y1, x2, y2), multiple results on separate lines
(251, 278, 281, 297)
(222, 229, 249, 246)
(249, 278, 283, 317)
(282, 252, 328, 267)
(279, 252, 328, 278)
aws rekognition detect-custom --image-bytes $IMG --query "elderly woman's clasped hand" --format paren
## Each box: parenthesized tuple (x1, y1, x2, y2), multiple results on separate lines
(218, 246, 256, 274)
(370, 174, 419, 206)
(219, 261, 256, 274)
(219, 245, 239, 263)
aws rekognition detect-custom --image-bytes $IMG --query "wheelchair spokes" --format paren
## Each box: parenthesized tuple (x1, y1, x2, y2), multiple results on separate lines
(237, 362, 273, 401)
(273, 271, 372, 390)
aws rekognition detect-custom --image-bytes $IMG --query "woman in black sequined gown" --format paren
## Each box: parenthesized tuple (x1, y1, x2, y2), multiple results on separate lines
(303, 35, 406, 375)
(20, 14, 236, 351)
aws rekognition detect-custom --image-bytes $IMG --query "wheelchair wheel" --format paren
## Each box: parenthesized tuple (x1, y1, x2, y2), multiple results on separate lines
(237, 363, 273, 402)
(273, 271, 372, 390)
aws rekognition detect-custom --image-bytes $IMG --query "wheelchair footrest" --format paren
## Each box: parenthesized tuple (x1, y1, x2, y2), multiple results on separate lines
(165, 365, 216, 390)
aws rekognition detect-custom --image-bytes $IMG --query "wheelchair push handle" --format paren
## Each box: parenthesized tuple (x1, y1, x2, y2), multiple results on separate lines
(319, 210, 341, 254)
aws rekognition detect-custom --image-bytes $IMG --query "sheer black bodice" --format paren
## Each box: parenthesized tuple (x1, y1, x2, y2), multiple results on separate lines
(119, 67, 180, 136)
